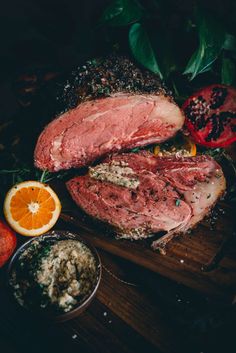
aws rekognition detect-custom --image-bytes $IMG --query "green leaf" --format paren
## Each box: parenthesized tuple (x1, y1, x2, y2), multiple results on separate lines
(129, 23, 163, 78)
(184, 10, 226, 80)
(147, 29, 178, 79)
(221, 57, 235, 85)
(223, 34, 236, 56)
(100, 0, 143, 26)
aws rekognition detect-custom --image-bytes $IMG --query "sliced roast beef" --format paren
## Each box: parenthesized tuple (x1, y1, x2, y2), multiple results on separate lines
(34, 56, 184, 171)
(66, 152, 226, 252)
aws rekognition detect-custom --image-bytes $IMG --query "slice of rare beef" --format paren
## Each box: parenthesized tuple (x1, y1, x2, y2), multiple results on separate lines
(66, 152, 226, 252)
(34, 56, 184, 171)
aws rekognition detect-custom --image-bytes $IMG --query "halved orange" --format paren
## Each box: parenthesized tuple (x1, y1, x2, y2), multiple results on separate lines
(4, 181, 61, 236)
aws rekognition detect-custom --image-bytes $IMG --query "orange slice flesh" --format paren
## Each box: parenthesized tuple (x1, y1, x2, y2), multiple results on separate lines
(4, 181, 61, 236)
(154, 136, 197, 157)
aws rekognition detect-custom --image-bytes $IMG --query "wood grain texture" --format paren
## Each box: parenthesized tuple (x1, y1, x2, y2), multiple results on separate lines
(58, 177, 236, 303)
(2, 245, 236, 353)
(0, 249, 183, 353)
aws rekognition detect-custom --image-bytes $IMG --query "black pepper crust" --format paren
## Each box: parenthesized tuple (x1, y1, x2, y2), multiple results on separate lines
(53, 55, 172, 115)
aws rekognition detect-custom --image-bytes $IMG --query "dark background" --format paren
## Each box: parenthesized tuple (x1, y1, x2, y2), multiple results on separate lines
(0, 0, 108, 80)
(1, 0, 235, 83)
(0, 0, 235, 120)
(0, 1, 236, 353)
(0, 0, 112, 172)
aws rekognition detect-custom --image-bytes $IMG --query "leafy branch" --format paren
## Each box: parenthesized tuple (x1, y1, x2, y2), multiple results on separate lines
(129, 23, 163, 79)
(100, 0, 143, 26)
(100, 0, 236, 87)
(183, 9, 226, 80)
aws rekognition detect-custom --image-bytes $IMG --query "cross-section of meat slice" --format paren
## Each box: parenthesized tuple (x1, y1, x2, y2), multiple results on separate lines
(67, 169, 192, 239)
(34, 56, 184, 171)
(66, 152, 226, 252)
(34, 94, 184, 171)
(149, 154, 226, 251)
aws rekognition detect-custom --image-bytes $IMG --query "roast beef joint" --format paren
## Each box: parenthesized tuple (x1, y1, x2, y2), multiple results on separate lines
(34, 56, 226, 252)
(34, 56, 184, 171)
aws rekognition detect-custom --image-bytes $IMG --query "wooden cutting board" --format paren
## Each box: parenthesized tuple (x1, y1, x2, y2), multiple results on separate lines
(54, 161, 236, 304)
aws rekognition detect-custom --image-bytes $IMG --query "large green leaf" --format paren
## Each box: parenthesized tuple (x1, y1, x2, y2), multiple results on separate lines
(129, 23, 163, 78)
(184, 10, 226, 80)
(221, 57, 235, 85)
(100, 0, 143, 26)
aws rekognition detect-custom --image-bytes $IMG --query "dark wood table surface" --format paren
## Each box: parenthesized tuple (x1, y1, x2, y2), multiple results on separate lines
(0, 221, 236, 353)
(0, 68, 236, 353)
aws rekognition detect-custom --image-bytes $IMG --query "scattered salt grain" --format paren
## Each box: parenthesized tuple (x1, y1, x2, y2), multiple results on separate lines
(108, 320, 112, 324)
(180, 259, 184, 263)
(72, 334, 78, 339)
(103, 311, 107, 317)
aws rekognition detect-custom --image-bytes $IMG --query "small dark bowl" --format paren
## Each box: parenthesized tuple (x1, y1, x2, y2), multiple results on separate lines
(8, 230, 102, 323)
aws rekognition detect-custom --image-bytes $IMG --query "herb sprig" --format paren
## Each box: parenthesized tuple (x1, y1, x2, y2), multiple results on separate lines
(0, 165, 71, 204)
